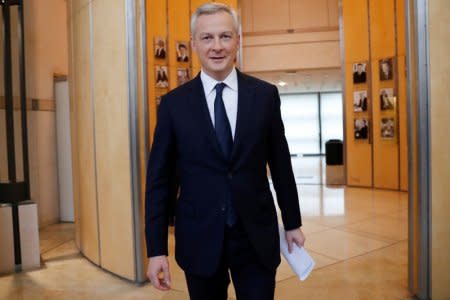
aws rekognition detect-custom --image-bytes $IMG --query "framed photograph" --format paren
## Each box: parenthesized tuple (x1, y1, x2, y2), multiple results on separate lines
(353, 90, 368, 112)
(380, 88, 395, 111)
(177, 68, 190, 86)
(176, 41, 190, 63)
(381, 117, 395, 139)
(352, 62, 367, 84)
(154, 37, 167, 59)
(155, 65, 169, 88)
(354, 118, 369, 140)
(379, 58, 393, 81)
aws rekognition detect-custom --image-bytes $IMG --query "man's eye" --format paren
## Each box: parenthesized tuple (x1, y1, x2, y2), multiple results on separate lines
(201, 36, 212, 40)
(222, 35, 232, 40)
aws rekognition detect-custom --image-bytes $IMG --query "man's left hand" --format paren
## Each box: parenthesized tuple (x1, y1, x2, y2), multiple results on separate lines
(285, 227, 306, 253)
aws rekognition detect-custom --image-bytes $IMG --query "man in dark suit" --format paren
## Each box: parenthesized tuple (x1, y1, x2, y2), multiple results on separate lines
(145, 3, 305, 300)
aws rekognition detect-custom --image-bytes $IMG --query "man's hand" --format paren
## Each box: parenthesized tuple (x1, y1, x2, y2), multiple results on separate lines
(285, 227, 306, 254)
(147, 255, 171, 291)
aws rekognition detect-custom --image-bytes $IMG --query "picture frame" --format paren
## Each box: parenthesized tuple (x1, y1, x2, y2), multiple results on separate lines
(154, 37, 167, 60)
(176, 41, 190, 63)
(177, 68, 191, 86)
(352, 62, 367, 84)
(353, 90, 368, 112)
(379, 88, 395, 111)
(354, 118, 369, 140)
(155, 65, 169, 88)
(381, 117, 395, 139)
(379, 58, 394, 81)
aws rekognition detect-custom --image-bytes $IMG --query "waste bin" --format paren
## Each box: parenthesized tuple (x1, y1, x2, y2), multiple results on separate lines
(325, 139, 343, 165)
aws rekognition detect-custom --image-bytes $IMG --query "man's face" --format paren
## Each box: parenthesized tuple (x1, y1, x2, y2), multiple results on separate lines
(179, 46, 187, 56)
(357, 64, 363, 73)
(382, 62, 389, 73)
(191, 11, 240, 81)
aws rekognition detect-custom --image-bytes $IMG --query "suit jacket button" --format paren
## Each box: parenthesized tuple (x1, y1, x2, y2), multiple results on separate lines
(228, 172, 233, 179)
(221, 206, 226, 212)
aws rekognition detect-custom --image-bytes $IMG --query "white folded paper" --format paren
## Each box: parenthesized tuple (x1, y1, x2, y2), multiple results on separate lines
(279, 225, 315, 281)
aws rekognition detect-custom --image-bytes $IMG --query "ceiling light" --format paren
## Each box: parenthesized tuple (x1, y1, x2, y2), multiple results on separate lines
(278, 81, 287, 87)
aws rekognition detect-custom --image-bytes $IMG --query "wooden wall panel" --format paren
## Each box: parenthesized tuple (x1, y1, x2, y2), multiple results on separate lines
(240, 0, 253, 33)
(71, 4, 100, 264)
(168, 0, 191, 90)
(67, 0, 81, 249)
(369, 0, 396, 57)
(243, 41, 340, 72)
(397, 0, 408, 191)
(343, 0, 407, 190)
(343, 0, 369, 62)
(370, 0, 398, 189)
(252, 0, 290, 32)
(344, 64, 373, 187)
(371, 60, 399, 189)
(290, 0, 329, 30)
(147, 0, 168, 146)
(397, 55, 408, 191)
(92, 0, 135, 280)
(342, 0, 372, 187)
(327, 0, 339, 27)
(429, 1, 450, 298)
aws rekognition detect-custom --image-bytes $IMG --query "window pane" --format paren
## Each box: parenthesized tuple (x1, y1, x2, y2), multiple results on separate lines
(280, 93, 319, 155)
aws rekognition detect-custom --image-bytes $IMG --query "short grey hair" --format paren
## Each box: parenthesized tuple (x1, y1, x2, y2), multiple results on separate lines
(190, 2, 239, 37)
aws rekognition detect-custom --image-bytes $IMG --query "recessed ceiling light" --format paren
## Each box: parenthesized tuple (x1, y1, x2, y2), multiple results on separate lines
(278, 81, 287, 87)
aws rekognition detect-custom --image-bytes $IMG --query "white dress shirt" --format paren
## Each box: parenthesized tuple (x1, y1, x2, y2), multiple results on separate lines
(200, 68, 238, 139)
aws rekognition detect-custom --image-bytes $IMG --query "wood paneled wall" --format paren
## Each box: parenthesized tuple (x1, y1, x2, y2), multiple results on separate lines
(240, 0, 341, 72)
(342, 0, 408, 191)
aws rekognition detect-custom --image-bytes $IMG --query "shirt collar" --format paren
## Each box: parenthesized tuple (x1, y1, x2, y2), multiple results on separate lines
(200, 68, 238, 96)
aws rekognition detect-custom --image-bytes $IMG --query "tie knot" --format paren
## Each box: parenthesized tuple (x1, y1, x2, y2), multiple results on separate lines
(215, 82, 226, 95)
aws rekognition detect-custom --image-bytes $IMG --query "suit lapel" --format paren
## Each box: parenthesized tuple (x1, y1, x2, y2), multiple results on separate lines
(187, 75, 224, 160)
(231, 70, 255, 162)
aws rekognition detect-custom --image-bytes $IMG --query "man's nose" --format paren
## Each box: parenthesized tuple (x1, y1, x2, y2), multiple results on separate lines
(211, 37, 223, 51)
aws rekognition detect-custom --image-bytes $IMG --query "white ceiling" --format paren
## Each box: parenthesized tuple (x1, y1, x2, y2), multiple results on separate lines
(247, 68, 343, 94)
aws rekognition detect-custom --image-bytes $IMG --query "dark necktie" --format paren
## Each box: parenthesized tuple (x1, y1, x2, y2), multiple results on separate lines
(214, 83, 233, 160)
(214, 82, 237, 227)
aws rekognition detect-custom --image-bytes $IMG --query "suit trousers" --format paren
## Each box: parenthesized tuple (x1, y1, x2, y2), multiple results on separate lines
(184, 221, 276, 300)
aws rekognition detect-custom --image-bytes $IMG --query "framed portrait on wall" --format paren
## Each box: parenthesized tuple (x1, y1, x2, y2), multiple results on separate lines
(176, 41, 190, 63)
(379, 58, 393, 81)
(155, 65, 169, 88)
(177, 68, 190, 86)
(353, 90, 368, 112)
(354, 118, 369, 140)
(154, 37, 167, 59)
(352, 62, 367, 84)
(381, 117, 395, 139)
(380, 88, 395, 110)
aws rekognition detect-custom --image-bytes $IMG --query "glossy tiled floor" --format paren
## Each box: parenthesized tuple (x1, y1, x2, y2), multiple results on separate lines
(0, 184, 412, 300)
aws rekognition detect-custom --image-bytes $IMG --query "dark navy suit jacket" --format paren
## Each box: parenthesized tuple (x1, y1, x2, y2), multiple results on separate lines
(145, 69, 302, 276)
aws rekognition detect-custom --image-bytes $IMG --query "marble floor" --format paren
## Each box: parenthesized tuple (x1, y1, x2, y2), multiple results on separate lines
(0, 184, 412, 300)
